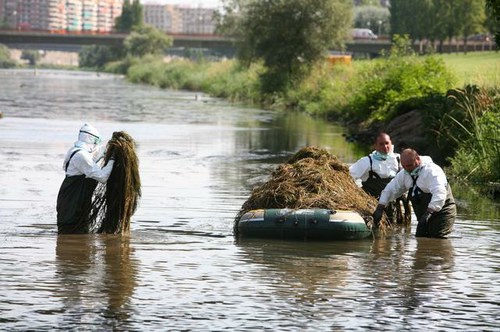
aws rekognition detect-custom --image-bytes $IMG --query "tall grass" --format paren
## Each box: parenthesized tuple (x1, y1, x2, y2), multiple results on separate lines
(118, 56, 263, 103)
(444, 86, 500, 184)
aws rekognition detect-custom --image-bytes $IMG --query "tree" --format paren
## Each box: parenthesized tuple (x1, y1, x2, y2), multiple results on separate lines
(354, 5, 390, 36)
(217, 0, 352, 93)
(21, 50, 42, 66)
(78, 45, 123, 69)
(115, 0, 144, 33)
(441, 1, 463, 53)
(389, 1, 429, 44)
(124, 25, 172, 57)
(390, 0, 487, 53)
(486, 0, 500, 47)
(429, 0, 451, 53)
(0, 43, 17, 68)
(456, 0, 486, 53)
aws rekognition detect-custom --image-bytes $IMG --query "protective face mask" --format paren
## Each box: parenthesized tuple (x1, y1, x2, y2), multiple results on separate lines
(373, 151, 388, 161)
(405, 166, 421, 176)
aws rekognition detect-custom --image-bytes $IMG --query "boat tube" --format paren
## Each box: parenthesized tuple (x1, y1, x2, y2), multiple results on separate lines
(236, 208, 372, 240)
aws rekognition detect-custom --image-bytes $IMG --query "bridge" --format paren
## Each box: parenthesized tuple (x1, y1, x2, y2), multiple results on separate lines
(0, 30, 391, 58)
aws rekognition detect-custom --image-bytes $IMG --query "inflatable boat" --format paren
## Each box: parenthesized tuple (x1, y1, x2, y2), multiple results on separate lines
(236, 208, 372, 241)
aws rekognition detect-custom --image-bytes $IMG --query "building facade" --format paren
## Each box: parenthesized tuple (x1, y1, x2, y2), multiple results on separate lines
(0, 0, 122, 32)
(143, 4, 216, 35)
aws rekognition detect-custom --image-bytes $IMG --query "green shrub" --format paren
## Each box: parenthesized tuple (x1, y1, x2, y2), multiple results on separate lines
(201, 61, 262, 102)
(285, 61, 355, 118)
(79, 45, 120, 69)
(0, 44, 17, 68)
(21, 49, 42, 66)
(345, 55, 456, 124)
(104, 56, 141, 75)
(126, 55, 168, 86)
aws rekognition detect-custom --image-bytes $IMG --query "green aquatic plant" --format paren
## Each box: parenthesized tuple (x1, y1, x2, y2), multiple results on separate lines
(90, 131, 141, 235)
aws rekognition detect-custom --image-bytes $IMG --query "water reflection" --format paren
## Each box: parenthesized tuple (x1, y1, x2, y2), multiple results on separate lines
(452, 183, 500, 222)
(236, 240, 373, 304)
(405, 238, 455, 311)
(368, 236, 455, 323)
(55, 235, 138, 329)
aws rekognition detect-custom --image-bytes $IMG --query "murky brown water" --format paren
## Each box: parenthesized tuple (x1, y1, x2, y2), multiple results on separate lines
(0, 69, 499, 331)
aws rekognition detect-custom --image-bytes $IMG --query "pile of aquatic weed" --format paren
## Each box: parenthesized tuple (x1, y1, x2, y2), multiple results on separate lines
(235, 146, 387, 229)
(90, 131, 141, 235)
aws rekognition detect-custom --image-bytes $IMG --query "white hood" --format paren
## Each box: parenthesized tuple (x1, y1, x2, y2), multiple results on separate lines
(75, 123, 101, 153)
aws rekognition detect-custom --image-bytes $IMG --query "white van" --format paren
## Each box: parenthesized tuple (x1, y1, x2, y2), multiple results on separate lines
(352, 28, 378, 40)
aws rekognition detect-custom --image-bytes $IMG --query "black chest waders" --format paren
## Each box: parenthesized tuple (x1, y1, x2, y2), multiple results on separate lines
(56, 149, 98, 234)
(362, 156, 410, 225)
(409, 175, 456, 238)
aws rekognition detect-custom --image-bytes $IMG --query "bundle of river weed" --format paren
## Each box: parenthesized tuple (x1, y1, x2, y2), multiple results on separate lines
(235, 146, 384, 227)
(89, 131, 141, 235)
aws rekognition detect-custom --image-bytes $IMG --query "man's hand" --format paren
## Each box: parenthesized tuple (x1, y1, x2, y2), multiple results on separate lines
(418, 210, 433, 225)
(372, 204, 385, 226)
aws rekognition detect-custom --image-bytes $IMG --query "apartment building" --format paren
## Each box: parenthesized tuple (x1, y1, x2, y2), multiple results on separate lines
(48, 0, 66, 31)
(0, 0, 122, 32)
(144, 4, 216, 35)
(143, 4, 180, 33)
(179, 6, 215, 35)
(98, 0, 122, 32)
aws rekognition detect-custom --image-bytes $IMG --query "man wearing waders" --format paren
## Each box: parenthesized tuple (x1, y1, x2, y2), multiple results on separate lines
(349, 133, 407, 225)
(56, 124, 114, 234)
(373, 149, 456, 238)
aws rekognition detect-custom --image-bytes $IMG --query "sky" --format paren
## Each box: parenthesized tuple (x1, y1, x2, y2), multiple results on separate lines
(141, 0, 223, 8)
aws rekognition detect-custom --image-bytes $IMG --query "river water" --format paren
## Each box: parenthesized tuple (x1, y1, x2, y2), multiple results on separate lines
(0, 69, 499, 331)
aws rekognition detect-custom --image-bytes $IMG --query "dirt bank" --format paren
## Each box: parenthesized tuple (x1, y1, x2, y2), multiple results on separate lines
(351, 110, 444, 164)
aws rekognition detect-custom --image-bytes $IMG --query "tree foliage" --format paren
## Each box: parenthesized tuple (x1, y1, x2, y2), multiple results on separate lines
(390, 0, 487, 51)
(217, 0, 352, 93)
(21, 50, 42, 66)
(79, 26, 171, 68)
(115, 0, 144, 33)
(486, 0, 500, 47)
(457, 0, 486, 46)
(0, 43, 16, 68)
(124, 25, 173, 57)
(354, 5, 390, 35)
(79, 45, 123, 69)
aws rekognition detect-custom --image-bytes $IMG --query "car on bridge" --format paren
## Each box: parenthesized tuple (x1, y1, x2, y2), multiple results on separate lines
(352, 28, 378, 40)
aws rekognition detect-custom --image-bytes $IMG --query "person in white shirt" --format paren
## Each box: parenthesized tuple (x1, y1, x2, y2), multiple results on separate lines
(350, 133, 408, 224)
(56, 123, 115, 234)
(373, 148, 456, 237)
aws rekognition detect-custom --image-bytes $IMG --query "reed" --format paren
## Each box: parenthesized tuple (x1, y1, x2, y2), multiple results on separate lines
(444, 86, 500, 184)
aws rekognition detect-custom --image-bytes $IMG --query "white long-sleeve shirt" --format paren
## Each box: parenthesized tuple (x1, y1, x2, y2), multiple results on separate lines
(349, 151, 400, 182)
(379, 157, 448, 212)
(63, 145, 114, 184)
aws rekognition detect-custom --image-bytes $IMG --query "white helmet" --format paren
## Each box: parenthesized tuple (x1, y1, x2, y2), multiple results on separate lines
(78, 123, 101, 145)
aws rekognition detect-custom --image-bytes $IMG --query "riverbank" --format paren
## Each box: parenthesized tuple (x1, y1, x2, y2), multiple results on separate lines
(101, 51, 499, 195)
